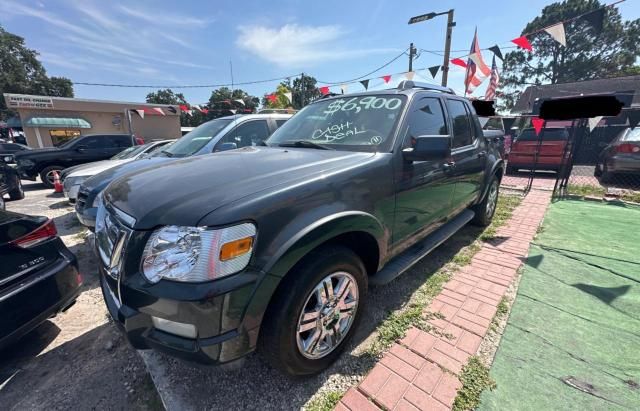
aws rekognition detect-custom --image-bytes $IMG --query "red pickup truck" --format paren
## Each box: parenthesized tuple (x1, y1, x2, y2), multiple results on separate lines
(506, 127, 569, 174)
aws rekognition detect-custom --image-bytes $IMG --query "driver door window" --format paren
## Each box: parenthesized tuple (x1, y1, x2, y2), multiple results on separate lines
(403, 97, 449, 149)
(215, 120, 270, 151)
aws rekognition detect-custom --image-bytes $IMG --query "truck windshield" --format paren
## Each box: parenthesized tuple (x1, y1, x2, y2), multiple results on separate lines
(267, 95, 407, 152)
(160, 118, 232, 157)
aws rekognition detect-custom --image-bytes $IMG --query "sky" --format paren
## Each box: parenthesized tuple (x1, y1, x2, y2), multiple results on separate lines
(1, 0, 638, 105)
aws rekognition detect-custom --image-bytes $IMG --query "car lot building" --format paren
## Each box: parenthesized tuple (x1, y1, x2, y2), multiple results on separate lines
(3, 93, 181, 148)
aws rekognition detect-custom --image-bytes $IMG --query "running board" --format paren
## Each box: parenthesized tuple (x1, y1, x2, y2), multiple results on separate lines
(370, 210, 475, 286)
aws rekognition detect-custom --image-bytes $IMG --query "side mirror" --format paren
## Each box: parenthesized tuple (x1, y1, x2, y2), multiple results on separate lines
(402, 135, 451, 162)
(218, 142, 238, 151)
(76, 145, 88, 152)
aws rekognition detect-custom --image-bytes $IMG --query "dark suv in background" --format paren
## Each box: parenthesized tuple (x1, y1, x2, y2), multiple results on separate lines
(96, 82, 504, 375)
(15, 134, 142, 188)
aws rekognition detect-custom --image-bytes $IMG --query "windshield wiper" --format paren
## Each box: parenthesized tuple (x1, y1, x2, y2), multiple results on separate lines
(160, 150, 173, 157)
(277, 140, 334, 150)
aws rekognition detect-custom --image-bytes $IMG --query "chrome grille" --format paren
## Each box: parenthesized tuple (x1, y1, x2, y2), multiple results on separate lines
(95, 203, 134, 280)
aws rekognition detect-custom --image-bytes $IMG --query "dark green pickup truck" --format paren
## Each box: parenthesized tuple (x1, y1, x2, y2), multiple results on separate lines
(96, 81, 504, 375)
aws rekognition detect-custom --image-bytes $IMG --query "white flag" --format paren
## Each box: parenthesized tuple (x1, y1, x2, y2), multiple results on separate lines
(234, 99, 245, 106)
(544, 23, 566, 47)
(405, 71, 415, 81)
(588, 116, 603, 132)
(479, 117, 490, 128)
(230, 109, 237, 114)
(283, 92, 292, 102)
(152, 107, 165, 116)
(135, 109, 145, 119)
(340, 84, 348, 94)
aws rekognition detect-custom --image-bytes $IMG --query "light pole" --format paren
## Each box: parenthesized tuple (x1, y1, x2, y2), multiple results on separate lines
(408, 9, 455, 87)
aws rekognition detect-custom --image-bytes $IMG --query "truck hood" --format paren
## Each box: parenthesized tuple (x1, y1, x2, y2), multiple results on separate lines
(81, 157, 175, 193)
(14, 147, 59, 159)
(68, 159, 132, 178)
(104, 146, 373, 229)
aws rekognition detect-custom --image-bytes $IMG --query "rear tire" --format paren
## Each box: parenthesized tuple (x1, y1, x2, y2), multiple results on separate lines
(472, 176, 499, 227)
(39, 165, 64, 189)
(9, 176, 24, 200)
(506, 165, 515, 175)
(259, 245, 367, 376)
(0, 195, 5, 210)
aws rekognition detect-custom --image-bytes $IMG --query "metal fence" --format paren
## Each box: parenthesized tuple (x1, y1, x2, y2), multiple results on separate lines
(495, 110, 640, 204)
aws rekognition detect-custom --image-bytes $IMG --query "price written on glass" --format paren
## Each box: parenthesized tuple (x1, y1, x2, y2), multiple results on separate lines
(323, 97, 402, 116)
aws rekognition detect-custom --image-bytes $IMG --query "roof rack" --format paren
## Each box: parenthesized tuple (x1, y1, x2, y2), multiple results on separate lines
(396, 80, 456, 95)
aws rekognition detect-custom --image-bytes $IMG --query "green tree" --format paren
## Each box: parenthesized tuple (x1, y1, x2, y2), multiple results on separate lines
(208, 87, 259, 116)
(0, 25, 73, 120)
(145, 88, 196, 127)
(498, 0, 640, 111)
(262, 83, 293, 109)
(291, 74, 320, 109)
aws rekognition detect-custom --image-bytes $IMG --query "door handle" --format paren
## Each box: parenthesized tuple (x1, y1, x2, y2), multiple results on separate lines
(478, 151, 486, 158)
(443, 161, 455, 171)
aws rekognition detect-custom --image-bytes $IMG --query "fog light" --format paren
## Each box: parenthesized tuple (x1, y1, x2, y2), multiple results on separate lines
(151, 316, 197, 338)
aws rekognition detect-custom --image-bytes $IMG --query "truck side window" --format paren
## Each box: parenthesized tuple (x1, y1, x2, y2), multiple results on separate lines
(447, 99, 473, 148)
(217, 120, 270, 150)
(82, 136, 107, 149)
(403, 97, 448, 149)
(106, 135, 132, 148)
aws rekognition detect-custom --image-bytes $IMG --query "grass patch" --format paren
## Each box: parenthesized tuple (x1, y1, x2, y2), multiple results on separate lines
(490, 296, 510, 332)
(305, 390, 344, 411)
(453, 356, 497, 411)
(567, 184, 640, 204)
(365, 194, 522, 357)
(620, 191, 640, 203)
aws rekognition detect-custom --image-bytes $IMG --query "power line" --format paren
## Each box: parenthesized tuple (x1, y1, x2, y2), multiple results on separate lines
(315, 48, 409, 85)
(72, 74, 301, 89)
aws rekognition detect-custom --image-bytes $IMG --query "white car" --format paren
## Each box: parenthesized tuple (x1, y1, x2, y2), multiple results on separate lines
(62, 139, 174, 202)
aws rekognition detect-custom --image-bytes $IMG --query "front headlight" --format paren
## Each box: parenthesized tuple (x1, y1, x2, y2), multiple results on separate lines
(141, 223, 256, 283)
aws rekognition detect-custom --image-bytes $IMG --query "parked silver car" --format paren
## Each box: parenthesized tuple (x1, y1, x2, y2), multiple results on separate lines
(62, 140, 174, 202)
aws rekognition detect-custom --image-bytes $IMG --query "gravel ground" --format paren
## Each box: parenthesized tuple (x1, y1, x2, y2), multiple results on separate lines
(0, 180, 162, 410)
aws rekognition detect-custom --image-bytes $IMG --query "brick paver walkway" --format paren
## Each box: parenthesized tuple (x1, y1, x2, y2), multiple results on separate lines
(336, 189, 552, 411)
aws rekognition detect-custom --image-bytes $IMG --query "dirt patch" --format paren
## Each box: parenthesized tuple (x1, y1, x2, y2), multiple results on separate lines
(0, 182, 162, 410)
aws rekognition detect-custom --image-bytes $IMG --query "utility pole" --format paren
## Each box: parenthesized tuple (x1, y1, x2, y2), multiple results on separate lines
(300, 72, 305, 108)
(441, 10, 455, 87)
(408, 42, 417, 72)
(408, 9, 455, 86)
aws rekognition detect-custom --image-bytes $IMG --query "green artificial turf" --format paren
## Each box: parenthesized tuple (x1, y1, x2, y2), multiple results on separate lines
(480, 200, 640, 410)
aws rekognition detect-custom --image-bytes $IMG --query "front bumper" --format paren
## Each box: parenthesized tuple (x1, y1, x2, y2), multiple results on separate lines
(100, 265, 262, 365)
(0, 253, 81, 350)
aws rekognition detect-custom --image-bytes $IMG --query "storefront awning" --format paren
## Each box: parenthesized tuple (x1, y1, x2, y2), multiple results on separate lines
(24, 117, 91, 128)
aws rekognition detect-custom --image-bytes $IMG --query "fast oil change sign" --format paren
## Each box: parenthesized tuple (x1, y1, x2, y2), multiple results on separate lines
(7, 95, 54, 109)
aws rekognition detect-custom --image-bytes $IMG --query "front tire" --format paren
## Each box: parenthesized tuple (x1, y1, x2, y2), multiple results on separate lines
(39, 165, 64, 189)
(259, 245, 367, 376)
(472, 176, 500, 226)
(9, 176, 24, 200)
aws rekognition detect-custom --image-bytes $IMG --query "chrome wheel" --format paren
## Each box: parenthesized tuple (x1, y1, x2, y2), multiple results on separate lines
(486, 180, 498, 218)
(296, 271, 359, 359)
(45, 169, 60, 186)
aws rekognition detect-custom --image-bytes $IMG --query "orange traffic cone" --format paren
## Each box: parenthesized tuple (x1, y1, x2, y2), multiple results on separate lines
(53, 171, 63, 193)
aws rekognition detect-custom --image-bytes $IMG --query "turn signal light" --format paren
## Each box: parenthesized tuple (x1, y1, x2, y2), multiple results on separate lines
(219, 237, 254, 261)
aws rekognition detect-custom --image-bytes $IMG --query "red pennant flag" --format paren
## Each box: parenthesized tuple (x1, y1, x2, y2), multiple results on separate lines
(179, 104, 189, 113)
(511, 36, 533, 51)
(532, 117, 545, 136)
(381, 75, 392, 83)
(201, 108, 209, 114)
(450, 58, 467, 68)
(267, 93, 278, 103)
(319, 86, 330, 95)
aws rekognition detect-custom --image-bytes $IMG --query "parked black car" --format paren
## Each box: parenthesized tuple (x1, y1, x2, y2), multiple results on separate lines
(0, 142, 31, 164)
(15, 134, 142, 188)
(595, 126, 640, 183)
(0, 209, 82, 350)
(96, 82, 504, 375)
(0, 163, 24, 210)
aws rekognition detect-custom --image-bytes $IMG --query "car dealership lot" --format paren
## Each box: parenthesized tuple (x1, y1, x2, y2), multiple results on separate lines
(2, 179, 506, 410)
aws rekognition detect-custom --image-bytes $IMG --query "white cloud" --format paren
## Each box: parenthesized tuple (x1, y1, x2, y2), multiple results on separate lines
(236, 24, 399, 67)
(118, 5, 213, 27)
